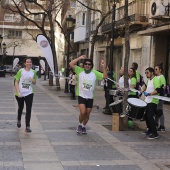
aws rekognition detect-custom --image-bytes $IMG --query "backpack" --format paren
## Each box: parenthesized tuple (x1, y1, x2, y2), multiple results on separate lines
(136, 74, 145, 90)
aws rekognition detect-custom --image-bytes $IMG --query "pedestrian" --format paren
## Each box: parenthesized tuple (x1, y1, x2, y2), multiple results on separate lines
(14, 57, 38, 133)
(69, 55, 107, 134)
(141, 67, 160, 139)
(70, 72, 76, 100)
(103, 66, 116, 111)
(154, 63, 166, 132)
(68, 69, 73, 93)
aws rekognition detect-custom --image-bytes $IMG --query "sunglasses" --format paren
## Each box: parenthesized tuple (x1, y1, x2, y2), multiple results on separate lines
(155, 68, 158, 70)
(145, 72, 149, 74)
(84, 63, 92, 66)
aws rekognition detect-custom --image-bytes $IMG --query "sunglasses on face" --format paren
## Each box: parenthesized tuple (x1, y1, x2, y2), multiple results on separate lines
(84, 63, 92, 66)
(155, 68, 158, 71)
(145, 72, 149, 74)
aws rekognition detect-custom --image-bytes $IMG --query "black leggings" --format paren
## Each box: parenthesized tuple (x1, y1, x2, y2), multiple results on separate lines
(15, 93, 34, 127)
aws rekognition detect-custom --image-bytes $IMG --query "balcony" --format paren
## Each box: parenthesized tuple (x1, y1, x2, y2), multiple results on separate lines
(101, 0, 149, 33)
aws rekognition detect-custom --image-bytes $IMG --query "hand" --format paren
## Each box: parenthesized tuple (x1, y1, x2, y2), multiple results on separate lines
(100, 59, 105, 68)
(18, 92, 22, 98)
(144, 91, 150, 97)
(138, 91, 142, 97)
(79, 55, 87, 60)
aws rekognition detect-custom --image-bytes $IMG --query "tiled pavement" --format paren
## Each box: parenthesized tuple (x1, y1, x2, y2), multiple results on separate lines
(0, 75, 170, 170)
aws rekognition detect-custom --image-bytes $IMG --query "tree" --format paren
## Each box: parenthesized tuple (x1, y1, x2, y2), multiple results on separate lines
(1, 0, 65, 90)
(71, 0, 113, 60)
(122, 0, 130, 126)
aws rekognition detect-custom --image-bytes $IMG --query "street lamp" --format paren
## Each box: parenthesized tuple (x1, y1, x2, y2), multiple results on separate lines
(11, 42, 17, 76)
(2, 42, 7, 66)
(103, 0, 116, 115)
(0, 35, 3, 64)
(64, 15, 74, 93)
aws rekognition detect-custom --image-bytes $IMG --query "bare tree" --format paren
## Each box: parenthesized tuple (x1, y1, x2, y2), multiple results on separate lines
(1, 0, 65, 90)
(72, 0, 113, 60)
(122, 0, 130, 126)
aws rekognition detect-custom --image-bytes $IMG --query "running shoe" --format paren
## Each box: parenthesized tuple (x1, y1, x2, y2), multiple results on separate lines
(147, 134, 159, 139)
(82, 127, 87, 134)
(120, 112, 126, 118)
(157, 125, 165, 132)
(25, 126, 32, 133)
(76, 125, 82, 134)
(141, 129, 151, 136)
(17, 120, 21, 128)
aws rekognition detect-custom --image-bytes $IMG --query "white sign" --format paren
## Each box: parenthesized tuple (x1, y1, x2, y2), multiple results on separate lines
(36, 35, 55, 76)
(13, 58, 19, 69)
(40, 59, 45, 71)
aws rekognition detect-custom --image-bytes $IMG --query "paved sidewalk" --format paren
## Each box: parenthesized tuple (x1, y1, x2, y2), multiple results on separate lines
(0, 75, 170, 170)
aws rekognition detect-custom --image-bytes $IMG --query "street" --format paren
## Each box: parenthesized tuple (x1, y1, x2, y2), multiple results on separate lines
(0, 75, 170, 170)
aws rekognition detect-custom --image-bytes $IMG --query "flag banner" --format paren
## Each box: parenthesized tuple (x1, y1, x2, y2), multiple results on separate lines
(13, 58, 19, 69)
(40, 59, 45, 72)
(36, 34, 55, 76)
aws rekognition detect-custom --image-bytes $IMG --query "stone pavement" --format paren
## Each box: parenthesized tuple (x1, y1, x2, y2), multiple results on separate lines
(0, 75, 170, 170)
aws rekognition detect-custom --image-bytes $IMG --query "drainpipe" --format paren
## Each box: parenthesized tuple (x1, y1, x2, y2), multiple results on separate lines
(150, 36, 155, 67)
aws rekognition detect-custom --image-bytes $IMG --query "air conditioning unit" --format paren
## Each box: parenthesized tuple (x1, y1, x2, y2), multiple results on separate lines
(150, 0, 168, 17)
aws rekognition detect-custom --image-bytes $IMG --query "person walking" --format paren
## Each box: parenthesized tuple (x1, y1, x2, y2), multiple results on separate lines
(154, 63, 166, 132)
(70, 71, 76, 100)
(69, 55, 107, 134)
(14, 57, 38, 133)
(141, 67, 160, 139)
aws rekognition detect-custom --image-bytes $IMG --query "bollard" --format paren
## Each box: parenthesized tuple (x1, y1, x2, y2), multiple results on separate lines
(112, 113, 123, 131)
(49, 73, 53, 86)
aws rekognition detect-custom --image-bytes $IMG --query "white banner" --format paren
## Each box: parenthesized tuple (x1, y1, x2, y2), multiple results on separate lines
(13, 58, 19, 69)
(36, 35, 55, 76)
(40, 59, 45, 72)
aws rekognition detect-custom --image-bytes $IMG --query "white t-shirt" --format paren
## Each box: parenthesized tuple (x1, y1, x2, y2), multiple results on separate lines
(14, 68, 37, 97)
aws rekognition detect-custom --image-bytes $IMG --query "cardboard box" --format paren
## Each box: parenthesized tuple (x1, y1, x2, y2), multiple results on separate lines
(112, 113, 124, 131)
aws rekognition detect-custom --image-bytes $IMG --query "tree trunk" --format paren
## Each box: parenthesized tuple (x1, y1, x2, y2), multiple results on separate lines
(123, 0, 130, 127)
(90, 36, 96, 60)
(48, 1, 60, 90)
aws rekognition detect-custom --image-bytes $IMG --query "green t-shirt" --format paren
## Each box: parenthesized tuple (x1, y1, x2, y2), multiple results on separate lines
(14, 68, 38, 97)
(74, 66, 103, 99)
(112, 72, 116, 89)
(129, 77, 137, 95)
(136, 70, 140, 82)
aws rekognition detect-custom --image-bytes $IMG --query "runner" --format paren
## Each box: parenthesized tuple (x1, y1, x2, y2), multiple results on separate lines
(14, 57, 38, 132)
(69, 55, 107, 134)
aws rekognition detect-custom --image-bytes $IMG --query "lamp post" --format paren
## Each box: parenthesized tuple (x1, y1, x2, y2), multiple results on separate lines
(2, 42, 7, 66)
(103, 0, 116, 115)
(11, 42, 17, 76)
(0, 35, 3, 65)
(64, 15, 74, 93)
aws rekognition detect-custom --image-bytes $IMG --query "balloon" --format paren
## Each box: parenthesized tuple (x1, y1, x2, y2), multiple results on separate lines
(128, 120, 133, 128)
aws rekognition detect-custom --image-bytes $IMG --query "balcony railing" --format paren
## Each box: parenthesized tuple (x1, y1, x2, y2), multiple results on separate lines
(101, 0, 149, 33)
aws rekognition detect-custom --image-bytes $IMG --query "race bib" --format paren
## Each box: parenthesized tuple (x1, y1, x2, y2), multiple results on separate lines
(22, 82, 31, 90)
(82, 79, 93, 91)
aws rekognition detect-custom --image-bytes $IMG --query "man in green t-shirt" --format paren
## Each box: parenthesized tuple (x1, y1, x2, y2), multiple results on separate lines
(141, 67, 160, 139)
(69, 55, 107, 134)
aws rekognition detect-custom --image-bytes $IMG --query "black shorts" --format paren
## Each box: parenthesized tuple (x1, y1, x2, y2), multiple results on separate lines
(78, 96, 94, 108)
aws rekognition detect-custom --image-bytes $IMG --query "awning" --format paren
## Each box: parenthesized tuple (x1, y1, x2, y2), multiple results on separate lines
(138, 25, 170, 36)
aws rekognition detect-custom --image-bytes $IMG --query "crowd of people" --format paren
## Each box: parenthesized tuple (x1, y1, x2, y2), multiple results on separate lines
(13, 55, 167, 140)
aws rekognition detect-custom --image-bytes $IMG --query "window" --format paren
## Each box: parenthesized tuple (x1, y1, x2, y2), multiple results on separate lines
(70, 2, 76, 8)
(82, 13, 86, 25)
(4, 14, 21, 22)
(8, 30, 22, 39)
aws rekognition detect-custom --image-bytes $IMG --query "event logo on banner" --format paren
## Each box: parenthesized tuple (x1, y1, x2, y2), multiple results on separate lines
(40, 59, 45, 72)
(13, 58, 19, 69)
(36, 35, 55, 76)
